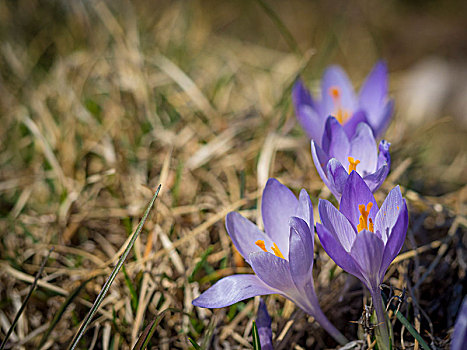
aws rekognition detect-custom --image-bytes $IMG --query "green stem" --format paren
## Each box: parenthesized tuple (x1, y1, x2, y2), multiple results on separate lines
(372, 288, 391, 350)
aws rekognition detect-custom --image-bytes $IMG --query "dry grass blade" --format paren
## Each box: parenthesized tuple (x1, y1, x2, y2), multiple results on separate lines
(67, 185, 161, 350)
(0, 247, 54, 350)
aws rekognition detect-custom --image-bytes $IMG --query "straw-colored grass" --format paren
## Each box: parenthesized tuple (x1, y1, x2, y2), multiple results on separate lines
(0, 1, 466, 349)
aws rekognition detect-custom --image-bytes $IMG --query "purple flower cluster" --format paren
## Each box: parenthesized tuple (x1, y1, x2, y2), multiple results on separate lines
(192, 62, 410, 349)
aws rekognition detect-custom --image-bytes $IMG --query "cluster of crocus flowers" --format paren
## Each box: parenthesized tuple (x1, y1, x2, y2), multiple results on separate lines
(192, 179, 348, 345)
(193, 61, 409, 349)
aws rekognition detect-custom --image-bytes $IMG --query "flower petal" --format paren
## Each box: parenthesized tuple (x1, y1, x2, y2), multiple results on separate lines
(451, 297, 467, 350)
(257, 299, 274, 350)
(249, 252, 295, 293)
(318, 199, 356, 252)
(379, 200, 408, 280)
(326, 158, 349, 201)
(226, 212, 273, 264)
(316, 222, 363, 279)
(261, 179, 298, 255)
(349, 123, 378, 175)
(359, 61, 388, 128)
(296, 105, 325, 144)
(363, 164, 389, 193)
(349, 230, 385, 289)
(377, 140, 391, 169)
(321, 66, 357, 118)
(311, 140, 332, 189)
(322, 116, 350, 162)
(343, 109, 369, 139)
(192, 274, 275, 308)
(374, 186, 405, 243)
(288, 217, 314, 291)
(295, 189, 314, 229)
(373, 100, 394, 139)
(339, 171, 378, 230)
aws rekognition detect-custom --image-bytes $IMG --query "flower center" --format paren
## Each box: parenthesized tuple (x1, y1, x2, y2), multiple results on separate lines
(357, 202, 374, 232)
(329, 86, 350, 124)
(255, 240, 285, 259)
(348, 156, 360, 174)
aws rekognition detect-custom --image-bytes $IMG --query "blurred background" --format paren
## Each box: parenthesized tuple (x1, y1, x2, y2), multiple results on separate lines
(0, 0, 466, 349)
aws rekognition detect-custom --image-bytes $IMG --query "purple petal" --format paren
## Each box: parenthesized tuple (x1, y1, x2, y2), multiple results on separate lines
(349, 230, 385, 290)
(311, 141, 332, 189)
(373, 99, 394, 139)
(321, 66, 357, 118)
(358, 61, 388, 128)
(256, 299, 274, 350)
(295, 189, 314, 229)
(374, 186, 405, 243)
(262, 178, 298, 255)
(452, 297, 467, 350)
(318, 199, 356, 251)
(326, 158, 349, 200)
(316, 222, 363, 279)
(379, 200, 408, 279)
(249, 252, 295, 293)
(343, 110, 369, 139)
(339, 171, 378, 230)
(226, 212, 273, 264)
(377, 139, 391, 169)
(192, 275, 275, 308)
(292, 78, 316, 111)
(288, 217, 314, 291)
(363, 164, 389, 193)
(296, 105, 325, 143)
(322, 116, 350, 162)
(348, 123, 378, 175)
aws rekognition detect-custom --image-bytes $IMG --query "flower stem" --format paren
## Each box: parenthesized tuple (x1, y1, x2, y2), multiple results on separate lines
(371, 288, 391, 350)
(311, 305, 349, 346)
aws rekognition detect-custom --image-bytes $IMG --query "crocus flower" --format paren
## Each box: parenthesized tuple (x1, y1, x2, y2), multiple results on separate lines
(316, 171, 408, 349)
(292, 61, 394, 144)
(451, 296, 467, 350)
(193, 178, 348, 345)
(256, 299, 273, 350)
(311, 116, 390, 201)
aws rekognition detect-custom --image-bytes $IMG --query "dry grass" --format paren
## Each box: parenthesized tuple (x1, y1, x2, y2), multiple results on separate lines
(0, 1, 466, 349)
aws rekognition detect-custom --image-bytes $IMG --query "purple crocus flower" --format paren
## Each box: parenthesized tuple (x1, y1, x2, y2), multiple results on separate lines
(316, 171, 408, 349)
(292, 61, 394, 145)
(256, 299, 273, 350)
(311, 116, 390, 201)
(193, 178, 348, 345)
(451, 297, 467, 350)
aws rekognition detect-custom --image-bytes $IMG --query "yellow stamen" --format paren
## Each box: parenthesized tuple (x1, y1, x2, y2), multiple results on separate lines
(369, 218, 374, 233)
(357, 202, 373, 232)
(329, 86, 350, 124)
(271, 242, 285, 259)
(255, 240, 267, 252)
(348, 157, 361, 174)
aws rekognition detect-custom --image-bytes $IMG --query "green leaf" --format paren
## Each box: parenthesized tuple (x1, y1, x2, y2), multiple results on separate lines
(252, 321, 262, 350)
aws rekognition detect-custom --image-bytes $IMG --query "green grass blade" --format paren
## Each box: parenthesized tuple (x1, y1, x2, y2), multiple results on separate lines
(382, 291, 431, 350)
(38, 276, 94, 348)
(188, 338, 202, 350)
(68, 185, 161, 350)
(252, 321, 261, 350)
(132, 308, 185, 350)
(0, 247, 53, 350)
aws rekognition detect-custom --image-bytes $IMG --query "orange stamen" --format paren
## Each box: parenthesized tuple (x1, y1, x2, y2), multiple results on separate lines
(348, 157, 361, 174)
(328, 86, 350, 124)
(271, 242, 285, 259)
(255, 240, 267, 252)
(357, 202, 374, 232)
